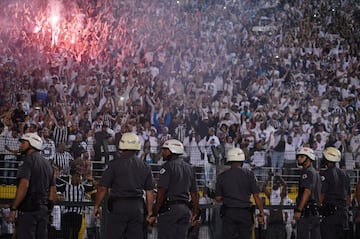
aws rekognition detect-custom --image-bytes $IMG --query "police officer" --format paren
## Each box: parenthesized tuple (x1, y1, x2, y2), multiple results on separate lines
(319, 147, 350, 239)
(153, 139, 199, 239)
(7, 133, 56, 239)
(215, 147, 265, 239)
(293, 147, 321, 239)
(93, 132, 155, 239)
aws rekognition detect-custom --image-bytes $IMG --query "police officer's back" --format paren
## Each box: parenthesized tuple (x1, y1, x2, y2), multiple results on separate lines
(215, 147, 265, 239)
(293, 147, 321, 239)
(94, 132, 155, 239)
(7, 133, 56, 239)
(320, 147, 350, 239)
(153, 139, 199, 239)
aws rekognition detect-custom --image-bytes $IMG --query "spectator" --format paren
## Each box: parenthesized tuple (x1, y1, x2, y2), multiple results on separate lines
(184, 131, 206, 166)
(263, 175, 287, 239)
(41, 127, 56, 162)
(11, 102, 26, 128)
(51, 117, 69, 147)
(57, 170, 93, 239)
(251, 140, 268, 187)
(53, 143, 74, 176)
(270, 129, 287, 175)
(283, 135, 297, 176)
(282, 191, 295, 239)
(69, 133, 86, 159)
(3, 128, 20, 184)
(204, 127, 221, 164)
(0, 206, 14, 239)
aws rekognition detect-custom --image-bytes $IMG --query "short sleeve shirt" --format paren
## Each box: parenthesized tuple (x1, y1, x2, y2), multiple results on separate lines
(100, 153, 154, 198)
(297, 166, 321, 205)
(157, 158, 197, 201)
(320, 166, 350, 209)
(215, 166, 260, 208)
(17, 151, 55, 195)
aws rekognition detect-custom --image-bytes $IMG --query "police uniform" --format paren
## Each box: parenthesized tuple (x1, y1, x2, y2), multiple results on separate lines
(99, 151, 154, 239)
(15, 151, 55, 239)
(295, 165, 321, 239)
(320, 149, 351, 239)
(215, 166, 260, 239)
(156, 155, 198, 239)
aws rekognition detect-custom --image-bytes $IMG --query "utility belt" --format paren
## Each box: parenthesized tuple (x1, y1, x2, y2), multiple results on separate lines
(158, 200, 191, 214)
(301, 203, 319, 218)
(319, 203, 346, 218)
(107, 196, 144, 212)
(220, 205, 255, 218)
(19, 193, 49, 212)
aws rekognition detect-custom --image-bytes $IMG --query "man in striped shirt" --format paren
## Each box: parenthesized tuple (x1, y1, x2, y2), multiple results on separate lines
(53, 143, 73, 175)
(57, 170, 93, 239)
(52, 118, 69, 147)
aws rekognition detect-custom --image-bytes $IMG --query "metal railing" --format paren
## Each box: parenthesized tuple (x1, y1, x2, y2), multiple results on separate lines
(1, 147, 360, 239)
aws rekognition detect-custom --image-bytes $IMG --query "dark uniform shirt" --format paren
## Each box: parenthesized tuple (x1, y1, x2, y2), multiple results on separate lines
(296, 165, 321, 206)
(158, 157, 197, 201)
(215, 166, 260, 208)
(100, 153, 154, 198)
(17, 151, 55, 209)
(320, 166, 350, 209)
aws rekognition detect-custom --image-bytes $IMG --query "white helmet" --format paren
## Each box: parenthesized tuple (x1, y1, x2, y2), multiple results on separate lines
(227, 148, 245, 162)
(20, 133, 43, 151)
(162, 139, 184, 155)
(323, 147, 341, 162)
(119, 132, 141, 150)
(296, 147, 315, 161)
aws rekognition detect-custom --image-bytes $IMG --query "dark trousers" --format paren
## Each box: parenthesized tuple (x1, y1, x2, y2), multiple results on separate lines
(16, 206, 49, 239)
(221, 208, 253, 239)
(320, 209, 348, 239)
(266, 223, 286, 239)
(62, 212, 82, 239)
(107, 199, 145, 239)
(296, 215, 320, 239)
(157, 204, 191, 239)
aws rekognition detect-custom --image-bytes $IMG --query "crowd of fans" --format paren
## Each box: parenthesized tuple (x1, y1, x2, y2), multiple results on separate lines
(0, 0, 359, 183)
